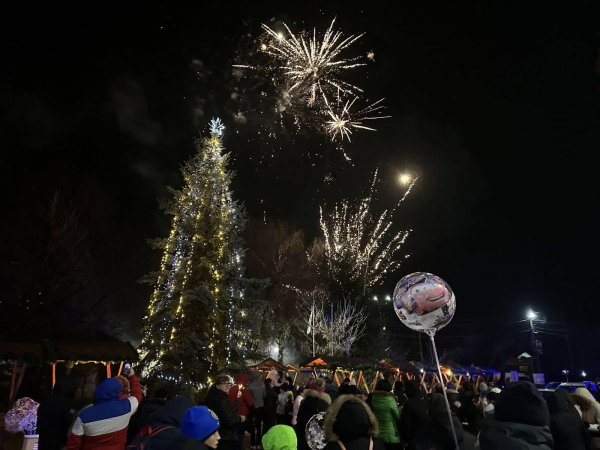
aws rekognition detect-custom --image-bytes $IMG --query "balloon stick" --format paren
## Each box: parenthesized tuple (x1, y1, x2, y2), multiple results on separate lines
(426, 329, 460, 450)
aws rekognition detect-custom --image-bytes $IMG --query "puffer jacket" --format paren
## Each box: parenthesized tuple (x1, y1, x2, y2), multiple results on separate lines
(478, 420, 553, 450)
(295, 390, 331, 450)
(67, 375, 142, 450)
(205, 385, 241, 442)
(370, 391, 400, 444)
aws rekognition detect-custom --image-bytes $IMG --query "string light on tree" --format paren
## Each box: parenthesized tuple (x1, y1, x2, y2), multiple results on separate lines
(140, 118, 251, 387)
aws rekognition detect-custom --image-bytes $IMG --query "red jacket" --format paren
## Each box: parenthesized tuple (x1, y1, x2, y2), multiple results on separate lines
(67, 374, 142, 450)
(228, 373, 254, 417)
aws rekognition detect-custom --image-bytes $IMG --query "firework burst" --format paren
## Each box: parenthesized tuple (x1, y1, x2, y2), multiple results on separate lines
(320, 169, 415, 292)
(325, 97, 390, 142)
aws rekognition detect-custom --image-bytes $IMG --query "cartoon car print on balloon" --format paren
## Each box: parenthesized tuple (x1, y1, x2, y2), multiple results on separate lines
(393, 272, 456, 332)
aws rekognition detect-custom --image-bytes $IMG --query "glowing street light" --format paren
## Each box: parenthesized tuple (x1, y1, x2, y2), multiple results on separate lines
(582, 371, 587, 378)
(372, 295, 378, 301)
(562, 369, 569, 382)
(385, 294, 391, 301)
(527, 310, 536, 320)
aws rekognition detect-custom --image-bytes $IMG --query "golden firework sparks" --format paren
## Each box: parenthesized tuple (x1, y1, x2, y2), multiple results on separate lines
(325, 97, 390, 142)
(367, 51, 375, 61)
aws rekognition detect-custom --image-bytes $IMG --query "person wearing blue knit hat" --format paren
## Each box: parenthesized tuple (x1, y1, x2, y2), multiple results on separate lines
(181, 406, 221, 449)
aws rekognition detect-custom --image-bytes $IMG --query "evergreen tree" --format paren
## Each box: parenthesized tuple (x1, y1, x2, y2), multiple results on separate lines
(140, 118, 252, 388)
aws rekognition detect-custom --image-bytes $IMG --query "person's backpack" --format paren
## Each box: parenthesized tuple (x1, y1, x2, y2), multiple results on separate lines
(126, 424, 174, 450)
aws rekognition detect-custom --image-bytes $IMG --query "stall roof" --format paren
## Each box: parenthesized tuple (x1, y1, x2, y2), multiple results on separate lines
(249, 357, 287, 372)
(298, 356, 383, 369)
(0, 339, 137, 364)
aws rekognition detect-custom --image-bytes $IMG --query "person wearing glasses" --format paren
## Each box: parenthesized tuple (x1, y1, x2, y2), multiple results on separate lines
(206, 375, 246, 450)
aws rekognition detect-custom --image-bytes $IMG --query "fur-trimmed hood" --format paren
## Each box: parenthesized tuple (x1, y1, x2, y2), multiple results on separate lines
(304, 389, 332, 405)
(371, 390, 395, 398)
(324, 395, 379, 442)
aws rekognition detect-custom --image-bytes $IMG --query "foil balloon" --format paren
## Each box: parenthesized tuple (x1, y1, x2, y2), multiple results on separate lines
(306, 412, 327, 450)
(393, 272, 456, 332)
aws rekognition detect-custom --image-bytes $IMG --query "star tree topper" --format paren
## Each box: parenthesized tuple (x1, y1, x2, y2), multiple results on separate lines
(209, 117, 225, 136)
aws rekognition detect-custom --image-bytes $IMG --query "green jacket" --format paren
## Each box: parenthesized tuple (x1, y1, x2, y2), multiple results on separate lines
(371, 391, 401, 444)
(478, 420, 554, 450)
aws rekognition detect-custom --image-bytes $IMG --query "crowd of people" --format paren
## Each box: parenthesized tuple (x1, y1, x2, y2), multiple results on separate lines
(34, 365, 600, 450)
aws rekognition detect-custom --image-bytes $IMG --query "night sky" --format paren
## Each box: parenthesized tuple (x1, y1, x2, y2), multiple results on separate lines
(2, 2, 599, 379)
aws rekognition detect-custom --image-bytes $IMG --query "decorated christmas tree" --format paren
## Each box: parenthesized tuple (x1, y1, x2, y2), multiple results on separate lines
(140, 118, 252, 388)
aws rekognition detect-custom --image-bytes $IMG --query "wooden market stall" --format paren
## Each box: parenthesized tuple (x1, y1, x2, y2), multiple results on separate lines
(247, 357, 287, 379)
(0, 338, 137, 407)
(297, 356, 386, 393)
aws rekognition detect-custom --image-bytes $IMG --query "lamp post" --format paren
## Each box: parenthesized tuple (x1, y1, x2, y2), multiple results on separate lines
(562, 369, 569, 382)
(582, 371, 587, 379)
(527, 310, 542, 373)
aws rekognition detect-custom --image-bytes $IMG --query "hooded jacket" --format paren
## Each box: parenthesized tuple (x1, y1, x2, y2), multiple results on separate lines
(408, 393, 465, 450)
(228, 373, 254, 417)
(205, 385, 241, 442)
(370, 391, 400, 444)
(263, 425, 298, 450)
(400, 380, 429, 445)
(478, 381, 553, 450)
(248, 371, 266, 409)
(295, 389, 331, 450)
(573, 387, 600, 425)
(38, 375, 76, 450)
(547, 389, 590, 450)
(138, 396, 195, 450)
(323, 395, 385, 450)
(67, 374, 142, 450)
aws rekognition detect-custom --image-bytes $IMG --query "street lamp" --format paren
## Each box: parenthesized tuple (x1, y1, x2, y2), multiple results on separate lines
(372, 295, 378, 301)
(582, 371, 587, 378)
(527, 310, 536, 320)
(562, 369, 569, 382)
(527, 310, 542, 373)
(385, 294, 391, 301)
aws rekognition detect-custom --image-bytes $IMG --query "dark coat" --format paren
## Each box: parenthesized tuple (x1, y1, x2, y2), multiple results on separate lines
(408, 414, 464, 450)
(478, 420, 554, 450)
(400, 381, 429, 445)
(547, 389, 591, 450)
(457, 391, 482, 435)
(146, 395, 194, 450)
(37, 376, 75, 450)
(324, 437, 386, 450)
(127, 397, 168, 443)
(264, 386, 278, 415)
(205, 386, 241, 442)
(295, 390, 331, 450)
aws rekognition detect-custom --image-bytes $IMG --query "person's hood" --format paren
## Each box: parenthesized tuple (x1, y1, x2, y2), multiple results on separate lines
(547, 389, 577, 415)
(324, 395, 378, 442)
(372, 390, 395, 398)
(159, 395, 195, 427)
(303, 389, 332, 405)
(53, 375, 76, 398)
(404, 380, 424, 400)
(262, 425, 297, 450)
(249, 371, 261, 382)
(234, 373, 249, 386)
(95, 378, 123, 403)
(573, 387, 597, 407)
(495, 381, 549, 427)
(478, 420, 553, 450)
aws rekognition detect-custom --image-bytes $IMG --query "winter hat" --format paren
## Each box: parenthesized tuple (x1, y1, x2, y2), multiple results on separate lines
(332, 400, 371, 440)
(479, 382, 489, 393)
(181, 406, 220, 441)
(262, 425, 297, 450)
(428, 393, 448, 420)
(494, 381, 549, 427)
(286, 391, 294, 398)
